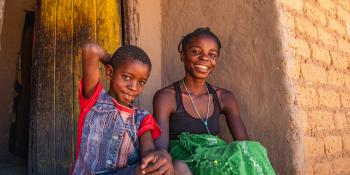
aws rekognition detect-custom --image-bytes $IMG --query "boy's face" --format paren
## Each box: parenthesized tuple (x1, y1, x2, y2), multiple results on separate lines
(107, 60, 150, 106)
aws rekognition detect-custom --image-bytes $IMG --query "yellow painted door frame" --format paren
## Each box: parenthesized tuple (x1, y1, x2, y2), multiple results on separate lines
(29, 0, 122, 174)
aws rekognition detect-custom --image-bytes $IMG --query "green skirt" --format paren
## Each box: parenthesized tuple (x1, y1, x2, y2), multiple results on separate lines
(169, 132, 276, 175)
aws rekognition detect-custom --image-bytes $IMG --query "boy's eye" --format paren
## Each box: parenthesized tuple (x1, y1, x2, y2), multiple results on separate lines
(138, 80, 146, 86)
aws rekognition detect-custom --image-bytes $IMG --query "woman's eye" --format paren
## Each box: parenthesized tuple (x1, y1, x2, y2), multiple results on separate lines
(122, 75, 131, 80)
(191, 49, 201, 55)
(209, 53, 217, 59)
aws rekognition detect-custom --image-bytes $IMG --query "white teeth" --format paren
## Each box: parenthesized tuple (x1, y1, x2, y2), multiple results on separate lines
(195, 65, 208, 69)
(123, 93, 132, 99)
(194, 65, 208, 70)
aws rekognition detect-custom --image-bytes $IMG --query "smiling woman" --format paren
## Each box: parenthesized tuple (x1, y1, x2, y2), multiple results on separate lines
(153, 28, 275, 175)
(154, 27, 247, 147)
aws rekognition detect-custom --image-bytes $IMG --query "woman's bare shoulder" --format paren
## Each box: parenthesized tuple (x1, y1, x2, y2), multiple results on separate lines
(210, 85, 239, 108)
(210, 85, 236, 98)
(155, 84, 176, 98)
(153, 83, 177, 113)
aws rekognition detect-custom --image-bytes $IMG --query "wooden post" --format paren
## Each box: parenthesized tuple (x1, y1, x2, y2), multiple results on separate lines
(0, 0, 5, 51)
(29, 0, 121, 174)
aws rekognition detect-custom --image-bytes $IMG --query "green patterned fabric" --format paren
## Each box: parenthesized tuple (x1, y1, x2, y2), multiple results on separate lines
(169, 132, 276, 175)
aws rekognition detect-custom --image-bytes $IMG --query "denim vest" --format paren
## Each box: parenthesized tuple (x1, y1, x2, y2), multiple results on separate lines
(73, 90, 149, 175)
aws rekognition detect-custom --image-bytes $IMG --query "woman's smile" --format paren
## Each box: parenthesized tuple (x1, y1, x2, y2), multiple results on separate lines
(194, 64, 209, 73)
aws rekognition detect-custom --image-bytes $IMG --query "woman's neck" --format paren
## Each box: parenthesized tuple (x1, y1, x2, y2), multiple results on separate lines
(182, 77, 207, 96)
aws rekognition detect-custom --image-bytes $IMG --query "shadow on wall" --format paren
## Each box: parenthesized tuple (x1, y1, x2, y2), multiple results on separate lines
(161, 0, 300, 174)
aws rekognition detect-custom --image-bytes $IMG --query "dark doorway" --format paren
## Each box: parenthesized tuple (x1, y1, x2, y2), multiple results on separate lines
(9, 10, 35, 158)
(1, 11, 35, 175)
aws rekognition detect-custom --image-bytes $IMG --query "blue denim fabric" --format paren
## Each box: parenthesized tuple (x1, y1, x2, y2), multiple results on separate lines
(73, 90, 149, 175)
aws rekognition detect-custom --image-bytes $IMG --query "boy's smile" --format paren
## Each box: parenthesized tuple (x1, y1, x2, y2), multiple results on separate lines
(107, 60, 150, 106)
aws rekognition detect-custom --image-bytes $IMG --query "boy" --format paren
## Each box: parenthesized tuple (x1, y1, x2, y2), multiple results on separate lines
(73, 43, 173, 175)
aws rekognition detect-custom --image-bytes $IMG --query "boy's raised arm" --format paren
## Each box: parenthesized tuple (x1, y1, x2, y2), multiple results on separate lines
(82, 43, 110, 98)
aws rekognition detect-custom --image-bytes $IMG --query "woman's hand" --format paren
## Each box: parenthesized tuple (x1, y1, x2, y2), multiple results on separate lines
(140, 150, 174, 175)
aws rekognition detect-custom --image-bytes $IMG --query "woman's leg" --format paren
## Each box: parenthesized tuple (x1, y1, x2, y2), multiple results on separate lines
(173, 160, 192, 175)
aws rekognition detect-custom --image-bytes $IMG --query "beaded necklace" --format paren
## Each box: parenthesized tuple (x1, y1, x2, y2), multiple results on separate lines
(182, 80, 211, 135)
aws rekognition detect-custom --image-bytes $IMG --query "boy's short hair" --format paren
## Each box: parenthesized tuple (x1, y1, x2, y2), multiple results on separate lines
(109, 45, 152, 70)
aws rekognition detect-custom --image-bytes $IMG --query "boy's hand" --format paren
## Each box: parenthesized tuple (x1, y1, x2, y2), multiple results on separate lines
(83, 43, 111, 65)
(140, 150, 174, 175)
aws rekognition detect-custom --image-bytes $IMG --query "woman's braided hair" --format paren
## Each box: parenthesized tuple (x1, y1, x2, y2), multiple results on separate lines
(177, 27, 222, 55)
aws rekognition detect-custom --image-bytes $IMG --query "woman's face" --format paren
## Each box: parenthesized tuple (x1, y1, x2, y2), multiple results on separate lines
(182, 35, 219, 79)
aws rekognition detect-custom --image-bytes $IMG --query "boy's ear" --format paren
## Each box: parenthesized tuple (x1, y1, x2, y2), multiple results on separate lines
(105, 65, 114, 80)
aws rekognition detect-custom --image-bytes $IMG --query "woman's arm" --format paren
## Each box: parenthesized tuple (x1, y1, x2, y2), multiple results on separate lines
(218, 89, 249, 140)
(137, 88, 177, 175)
(153, 88, 176, 150)
(82, 43, 110, 98)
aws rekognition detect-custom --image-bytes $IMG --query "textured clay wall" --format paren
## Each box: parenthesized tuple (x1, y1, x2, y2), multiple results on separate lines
(0, 0, 35, 155)
(133, 0, 162, 112)
(161, 1, 300, 174)
(278, 0, 350, 174)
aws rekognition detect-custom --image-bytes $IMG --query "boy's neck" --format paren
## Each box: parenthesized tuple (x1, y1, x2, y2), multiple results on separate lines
(108, 90, 133, 109)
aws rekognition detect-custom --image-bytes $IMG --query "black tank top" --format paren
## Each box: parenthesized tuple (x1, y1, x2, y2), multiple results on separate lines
(169, 81, 221, 140)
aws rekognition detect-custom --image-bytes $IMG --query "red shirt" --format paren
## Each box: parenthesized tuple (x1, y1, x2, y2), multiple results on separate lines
(76, 80, 160, 157)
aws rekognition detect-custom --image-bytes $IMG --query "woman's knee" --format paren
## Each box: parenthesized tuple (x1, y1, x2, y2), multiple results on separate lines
(173, 160, 192, 175)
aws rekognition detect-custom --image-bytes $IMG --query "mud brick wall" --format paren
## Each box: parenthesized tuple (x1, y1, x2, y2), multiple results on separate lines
(278, 0, 350, 174)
